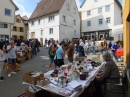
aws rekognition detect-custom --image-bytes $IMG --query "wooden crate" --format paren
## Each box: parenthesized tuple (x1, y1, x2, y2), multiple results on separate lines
(17, 57, 26, 63)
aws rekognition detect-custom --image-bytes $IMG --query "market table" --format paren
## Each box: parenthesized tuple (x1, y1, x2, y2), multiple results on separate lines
(36, 62, 105, 97)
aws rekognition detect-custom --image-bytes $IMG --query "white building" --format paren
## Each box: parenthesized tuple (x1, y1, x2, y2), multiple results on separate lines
(0, 0, 18, 41)
(81, 0, 122, 42)
(28, 0, 80, 44)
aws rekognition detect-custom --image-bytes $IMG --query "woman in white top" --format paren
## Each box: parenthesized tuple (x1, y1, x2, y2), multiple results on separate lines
(0, 42, 5, 81)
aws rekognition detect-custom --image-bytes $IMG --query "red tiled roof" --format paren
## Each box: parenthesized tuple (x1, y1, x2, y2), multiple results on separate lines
(29, 0, 65, 20)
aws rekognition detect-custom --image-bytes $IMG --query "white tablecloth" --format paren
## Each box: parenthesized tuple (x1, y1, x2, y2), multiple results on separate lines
(44, 62, 105, 97)
(70, 63, 105, 97)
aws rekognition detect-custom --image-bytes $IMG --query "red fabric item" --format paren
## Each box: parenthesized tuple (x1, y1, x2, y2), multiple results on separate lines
(115, 48, 124, 56)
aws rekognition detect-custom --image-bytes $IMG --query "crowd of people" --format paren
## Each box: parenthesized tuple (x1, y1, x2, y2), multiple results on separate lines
(0, 38, 42, 80)
(46, 38, 121, 97)
(0, 38, 123, 97)
(47, 38, 124, 70)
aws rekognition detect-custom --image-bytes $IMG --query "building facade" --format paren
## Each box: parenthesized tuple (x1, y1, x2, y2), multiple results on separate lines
(11, 15, 28, 40)
(123, 0, 130, 95)
(28, 0, 80, 44)
(81, 0, 122, 42)
(0, 0, 18, 41)
(123, 0, 130, 67)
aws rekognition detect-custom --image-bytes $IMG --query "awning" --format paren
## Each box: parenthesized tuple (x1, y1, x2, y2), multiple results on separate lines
(112, 24, 123, 35)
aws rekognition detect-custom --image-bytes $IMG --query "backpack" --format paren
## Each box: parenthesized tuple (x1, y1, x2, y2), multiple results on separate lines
(48, 45, 56, 58)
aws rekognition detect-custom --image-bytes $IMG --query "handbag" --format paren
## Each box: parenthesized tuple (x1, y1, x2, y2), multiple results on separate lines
(54, 54, 64, 67)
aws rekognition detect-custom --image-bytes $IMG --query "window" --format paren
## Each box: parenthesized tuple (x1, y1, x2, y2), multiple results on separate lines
(20, 27, 24, 32)
(74, 30, 77, 36)
(49, 28, 53, 34)
(0, 23, 8, 28)
(106, 5, 110, 12)
(98, 19, 103, 25)
(12, 26, 17, 31)
(98, 7, 102, 14)
(87, 11, 91, 16)
(16, 18, 21, 23)
(62, 15, 66, 23)
(74, 8, 76, 14)
(38, 19, 40, 25)
(48, 16, 54, 22)
(31, 21, 34, 26)
(106, 17, 111, 24)
(5, 8, 11, 16)
(87, 21, 91, 27)
(66, 3, 70, 10)
(41, 30, 44, 36)
(94, 0, 98, 2)
(20, 36, 24, 39)
(73, 20, 76, 26)
(0, 24, 4, 28)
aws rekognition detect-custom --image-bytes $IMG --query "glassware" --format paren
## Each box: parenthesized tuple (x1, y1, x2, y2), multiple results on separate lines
(64, 69, 68, 77)
(58, 70, 63, 77)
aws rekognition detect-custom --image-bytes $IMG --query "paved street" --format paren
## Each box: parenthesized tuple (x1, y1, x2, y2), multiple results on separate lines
(0, 47, 126, 97)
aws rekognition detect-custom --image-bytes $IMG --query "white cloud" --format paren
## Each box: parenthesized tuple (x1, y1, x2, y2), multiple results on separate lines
(75, 0, 82, 11)
(13, 0, 31, 18)
(13, 0, 81, 18)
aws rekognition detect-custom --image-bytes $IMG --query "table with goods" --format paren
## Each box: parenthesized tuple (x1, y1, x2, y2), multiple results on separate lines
(22, 57, 105, 97)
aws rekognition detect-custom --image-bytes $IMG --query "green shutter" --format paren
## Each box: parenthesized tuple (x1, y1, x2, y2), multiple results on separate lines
(4, 24, 8, 28)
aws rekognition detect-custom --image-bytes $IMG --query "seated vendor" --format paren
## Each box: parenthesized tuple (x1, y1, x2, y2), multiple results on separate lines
(94, 52, 120, 97)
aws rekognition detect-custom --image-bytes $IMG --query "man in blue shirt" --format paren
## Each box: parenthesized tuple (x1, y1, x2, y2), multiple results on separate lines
(110, 42, 119, 62)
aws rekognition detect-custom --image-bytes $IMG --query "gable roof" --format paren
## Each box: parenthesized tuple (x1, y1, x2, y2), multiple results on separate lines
(114, 0, 122, 9)
(29, 0, 65, 20)
(22, 15, 28, 20)
(10, 0, 19, 10)
(16, 14, 28, 24)
(80, 0, 122, 9)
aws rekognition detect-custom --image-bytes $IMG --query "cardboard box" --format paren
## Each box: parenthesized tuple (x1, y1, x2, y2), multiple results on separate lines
(25, 88, 35, 97)
(75, 56, 87, 61)
(23, 71, 44, 85)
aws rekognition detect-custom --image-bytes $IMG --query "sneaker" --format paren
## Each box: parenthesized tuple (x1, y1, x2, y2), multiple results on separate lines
(0, 77, 4, 81)
(8, 73, 11, 77)
(11, 71, 16, 74)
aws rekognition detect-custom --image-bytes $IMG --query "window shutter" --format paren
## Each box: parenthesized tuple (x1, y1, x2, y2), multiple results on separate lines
(4, 24, 8, 28)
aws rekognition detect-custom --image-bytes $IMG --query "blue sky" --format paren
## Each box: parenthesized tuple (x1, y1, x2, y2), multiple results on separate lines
(13, 0, 122, 18)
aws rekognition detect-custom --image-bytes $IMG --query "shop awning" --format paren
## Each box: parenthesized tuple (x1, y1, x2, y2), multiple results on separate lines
(112, 24, 123, 35)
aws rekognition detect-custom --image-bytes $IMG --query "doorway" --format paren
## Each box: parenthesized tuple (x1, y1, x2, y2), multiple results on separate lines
(99, 34, 104, 39)
(31, 32, 35, 38)
(40, 38, 43, 46)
